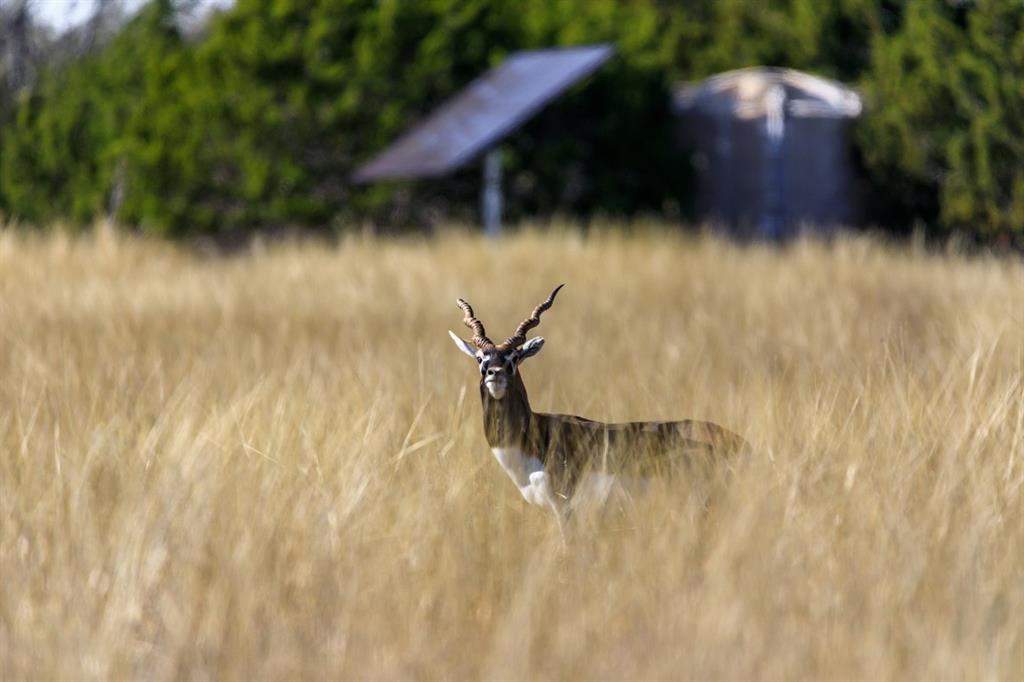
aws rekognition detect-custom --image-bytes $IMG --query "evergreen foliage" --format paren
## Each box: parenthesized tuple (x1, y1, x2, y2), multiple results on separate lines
(0, 0, 190, 230)
(0, 0, 1021, 243)
(857, 0, 1024, 239)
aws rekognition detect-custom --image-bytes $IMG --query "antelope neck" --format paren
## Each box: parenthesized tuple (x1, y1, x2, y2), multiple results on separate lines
(480, 372, 532, 449)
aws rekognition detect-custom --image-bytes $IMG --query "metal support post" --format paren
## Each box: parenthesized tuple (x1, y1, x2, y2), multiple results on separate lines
(481, 147, 503, 237)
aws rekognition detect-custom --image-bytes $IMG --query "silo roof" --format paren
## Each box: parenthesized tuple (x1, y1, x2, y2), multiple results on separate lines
(673, 67, 862, 119)
(353, 44, 614, 183)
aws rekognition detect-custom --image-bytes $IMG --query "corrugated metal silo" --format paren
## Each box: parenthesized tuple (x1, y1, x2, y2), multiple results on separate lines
(674, 67, 862, 239)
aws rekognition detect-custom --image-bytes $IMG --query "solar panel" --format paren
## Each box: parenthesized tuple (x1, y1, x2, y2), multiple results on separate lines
(352, 44, 614, 183)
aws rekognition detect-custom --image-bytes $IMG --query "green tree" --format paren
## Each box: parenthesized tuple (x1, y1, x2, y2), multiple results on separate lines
(0, 0, 190, 230)
(176, 0, 685, 232)
(1, 0, 687, 233)
(858, 0, 1024, 240)
(663, 0, 884, 81)
(4, 0, 1022, 243)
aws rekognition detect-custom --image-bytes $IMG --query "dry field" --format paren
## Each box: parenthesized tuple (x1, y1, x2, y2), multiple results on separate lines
(0, 225, 1021, 681)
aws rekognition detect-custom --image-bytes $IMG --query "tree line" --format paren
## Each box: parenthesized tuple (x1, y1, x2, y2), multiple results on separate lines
(0, 0, 1020, 245)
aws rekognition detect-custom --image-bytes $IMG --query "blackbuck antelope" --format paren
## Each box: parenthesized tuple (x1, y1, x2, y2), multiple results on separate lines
(449, 285, 748, 534)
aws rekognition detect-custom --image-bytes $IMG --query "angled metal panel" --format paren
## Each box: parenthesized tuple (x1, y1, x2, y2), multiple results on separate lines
(352, 44, 614, 183)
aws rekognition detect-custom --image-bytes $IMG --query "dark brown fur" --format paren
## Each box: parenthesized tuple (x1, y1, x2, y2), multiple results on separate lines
(480, 368, 748, 499)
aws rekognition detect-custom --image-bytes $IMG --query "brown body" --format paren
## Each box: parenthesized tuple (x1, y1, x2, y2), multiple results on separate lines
(479, 363, 748, 500)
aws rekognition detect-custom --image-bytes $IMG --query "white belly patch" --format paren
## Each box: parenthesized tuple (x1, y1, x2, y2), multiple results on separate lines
(491, 447, 560, 511)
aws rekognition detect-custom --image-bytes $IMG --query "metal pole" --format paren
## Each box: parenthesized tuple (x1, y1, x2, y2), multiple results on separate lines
(761, 85, 787, 240)
(482, 147, 503, 237)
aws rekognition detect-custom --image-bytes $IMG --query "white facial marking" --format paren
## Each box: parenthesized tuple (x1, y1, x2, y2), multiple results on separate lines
(485, 381, 507, 399)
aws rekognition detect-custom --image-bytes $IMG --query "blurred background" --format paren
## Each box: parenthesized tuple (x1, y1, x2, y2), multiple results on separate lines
(2, 5, 1023, 679)
(0, 0, 1021, 248)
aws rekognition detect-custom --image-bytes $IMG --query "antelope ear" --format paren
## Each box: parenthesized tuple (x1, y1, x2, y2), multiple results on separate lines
(448, 330, 477, 358)
(517, 336, 545, 361)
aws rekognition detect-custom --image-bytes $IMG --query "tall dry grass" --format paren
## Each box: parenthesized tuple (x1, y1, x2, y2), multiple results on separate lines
(0, 225, 1021, 681)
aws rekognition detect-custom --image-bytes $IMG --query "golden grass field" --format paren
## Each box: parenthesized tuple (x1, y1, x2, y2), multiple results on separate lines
(0, 225, 1021, 681)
